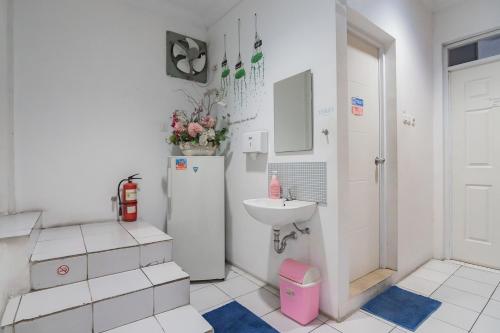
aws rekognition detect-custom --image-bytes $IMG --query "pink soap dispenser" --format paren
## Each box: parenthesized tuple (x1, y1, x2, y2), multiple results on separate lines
(269, 172, 281, 199)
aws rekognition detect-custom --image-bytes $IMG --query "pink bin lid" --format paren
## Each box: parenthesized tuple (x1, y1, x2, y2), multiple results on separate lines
(279, 259, 320, 285)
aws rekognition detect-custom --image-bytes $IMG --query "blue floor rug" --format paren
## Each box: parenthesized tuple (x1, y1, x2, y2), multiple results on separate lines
(203, 301, 278, 333)
(362, 286, 441, 331)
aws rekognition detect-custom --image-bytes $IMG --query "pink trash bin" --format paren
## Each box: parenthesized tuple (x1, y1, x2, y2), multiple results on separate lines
(279, 259, 321, 325)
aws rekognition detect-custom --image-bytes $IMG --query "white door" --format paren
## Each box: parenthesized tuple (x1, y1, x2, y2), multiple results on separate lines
(167, 156, 225, 280)
(451, 60, 500, 269)
(347, 33, 382, 281)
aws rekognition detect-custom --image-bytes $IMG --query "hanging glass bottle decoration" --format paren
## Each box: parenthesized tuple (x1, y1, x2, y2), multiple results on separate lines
(220, 34, 231, 97)
(250, 13, 264, 89)
(234, 18, 247, 107)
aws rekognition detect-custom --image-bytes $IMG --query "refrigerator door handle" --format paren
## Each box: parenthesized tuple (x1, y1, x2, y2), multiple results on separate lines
(167, 166, 172, 216)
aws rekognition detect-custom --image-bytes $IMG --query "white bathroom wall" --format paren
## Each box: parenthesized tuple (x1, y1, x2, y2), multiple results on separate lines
(207, 0, 340, 316)
(0, 0, 14, 214)
(208, 0, 435, 319)
(12, 0, 207, 229)
(433, 0, 500, 258)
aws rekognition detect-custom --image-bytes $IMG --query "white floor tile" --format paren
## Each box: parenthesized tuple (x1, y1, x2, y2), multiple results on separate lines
(443, 275, 496, 298)
(311, 324, 341, 333)
(190, 282, 212, 293)
(446, 260, 467, 266)
(397, 275, 441, 296)
(471, 314, 500, 333)
(104, 317, 164, 333)
(413, 318, 467, 332)
(482, 299, 500, 320)
(1, 296, 21, 327)
(264, 284, 280, 296)
(317, 313, 330, 323)
(239, 272, 267, 287)
(38, 225, 82, 242)
(225, 269, 240, 280)
(200, 298, 234, 315)
(412, 268, 451, 284)
(199, 300, 233, 315)
(327, 311, 394, 333)
(491, 287, 500, 301)
(235, 288, 280, 317)
(432, 285, 488, 312)
(423, 260, 461, 275)
(190, 285, 231, 312)
(16, 281, 91, 321)
(156, 305, 212, 333)
(215, 276, 260, 298)
(463, 263, 500, 274)
(263, 310, 323, 333)
(31, 237, 86, 261)
(454, 267, 500, 286)
(392, 329, 406, 333)
(88, 269, 151, 302)
(431, 301, 479, 331)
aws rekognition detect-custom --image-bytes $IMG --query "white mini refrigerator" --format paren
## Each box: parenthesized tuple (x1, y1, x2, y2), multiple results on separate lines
(167, 156, 225, 281)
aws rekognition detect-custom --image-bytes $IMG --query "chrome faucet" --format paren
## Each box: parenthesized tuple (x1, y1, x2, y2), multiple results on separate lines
(285, 187, 296, 201)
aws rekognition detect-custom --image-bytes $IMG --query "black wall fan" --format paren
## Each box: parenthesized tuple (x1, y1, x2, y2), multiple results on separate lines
(166, 31, 207, 83)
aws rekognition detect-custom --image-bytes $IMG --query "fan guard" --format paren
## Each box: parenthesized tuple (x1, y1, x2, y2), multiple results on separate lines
(167, 31, 208, 83)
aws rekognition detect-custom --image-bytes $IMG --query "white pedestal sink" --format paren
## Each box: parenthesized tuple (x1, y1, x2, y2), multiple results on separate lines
(243, 198, 317, 228)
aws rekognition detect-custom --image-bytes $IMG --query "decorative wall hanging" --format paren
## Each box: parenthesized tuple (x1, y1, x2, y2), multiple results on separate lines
(250, 13, 264, 89)
(234, 18, 247, 106)
(220, 34, 231, 97)
(166, 31, 208, 83)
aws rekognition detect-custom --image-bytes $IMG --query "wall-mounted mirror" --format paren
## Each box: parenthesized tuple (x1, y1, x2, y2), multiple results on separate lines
(274, 70, 313, 153)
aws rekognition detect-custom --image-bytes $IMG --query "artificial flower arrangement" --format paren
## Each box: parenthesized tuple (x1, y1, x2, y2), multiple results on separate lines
(168, 88, 228, 156)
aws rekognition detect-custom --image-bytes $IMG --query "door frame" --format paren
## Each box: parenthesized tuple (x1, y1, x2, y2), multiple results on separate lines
(442, 28, 500, 260)
(336, 2, 398, 319)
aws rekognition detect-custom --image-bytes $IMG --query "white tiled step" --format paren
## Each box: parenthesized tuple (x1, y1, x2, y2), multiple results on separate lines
(103, 305, 213, 333)
(30, 221, 173, 290)
(1, 262, 189, 333)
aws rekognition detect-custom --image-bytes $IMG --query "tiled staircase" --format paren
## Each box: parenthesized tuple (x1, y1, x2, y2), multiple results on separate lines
(1, 220, 213, 333)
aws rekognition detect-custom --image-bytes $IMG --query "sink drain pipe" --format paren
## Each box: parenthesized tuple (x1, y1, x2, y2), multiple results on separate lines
(273, 223, 310, 254)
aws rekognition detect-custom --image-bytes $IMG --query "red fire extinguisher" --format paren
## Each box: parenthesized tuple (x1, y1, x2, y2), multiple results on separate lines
(117, 173, 141, 222)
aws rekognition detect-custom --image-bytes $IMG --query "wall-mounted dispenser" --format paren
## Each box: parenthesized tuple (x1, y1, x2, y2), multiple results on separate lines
(242, 131, 268, 159)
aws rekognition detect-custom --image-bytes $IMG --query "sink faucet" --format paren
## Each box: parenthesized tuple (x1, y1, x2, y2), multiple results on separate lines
(285, 187, 296, 201)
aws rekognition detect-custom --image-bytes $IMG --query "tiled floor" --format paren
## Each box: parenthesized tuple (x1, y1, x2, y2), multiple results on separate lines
(192, 260, 500, 332)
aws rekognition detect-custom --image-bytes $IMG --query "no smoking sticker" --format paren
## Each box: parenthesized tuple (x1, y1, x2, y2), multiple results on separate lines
(57, 265, 70, 276)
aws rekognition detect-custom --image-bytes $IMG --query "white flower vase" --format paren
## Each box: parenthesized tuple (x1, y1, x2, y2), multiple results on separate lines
(179, 142, 217, 156)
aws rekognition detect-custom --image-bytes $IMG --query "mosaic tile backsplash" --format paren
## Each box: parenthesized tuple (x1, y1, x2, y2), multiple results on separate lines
(268, 162, 327, 204)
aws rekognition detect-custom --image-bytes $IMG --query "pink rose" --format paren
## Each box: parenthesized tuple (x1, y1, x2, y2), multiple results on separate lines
(173, 122, 185, 133)
(188, 122, 204, 138)
(200, 116, 216, 128)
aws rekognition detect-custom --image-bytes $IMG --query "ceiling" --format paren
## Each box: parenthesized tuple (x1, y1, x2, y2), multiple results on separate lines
(419, 0, 466, 12)
(166, 0, 243, 28)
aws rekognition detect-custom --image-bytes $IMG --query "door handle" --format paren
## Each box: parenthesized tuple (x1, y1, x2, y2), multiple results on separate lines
(375, 157, 386, 165)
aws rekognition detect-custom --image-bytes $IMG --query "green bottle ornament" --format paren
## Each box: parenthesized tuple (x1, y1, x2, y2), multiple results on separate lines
(220, 34, 230, 95)
(234, 18, 247, 107)
(234, 18, 246, 80)
(250, 13, 264, 88)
